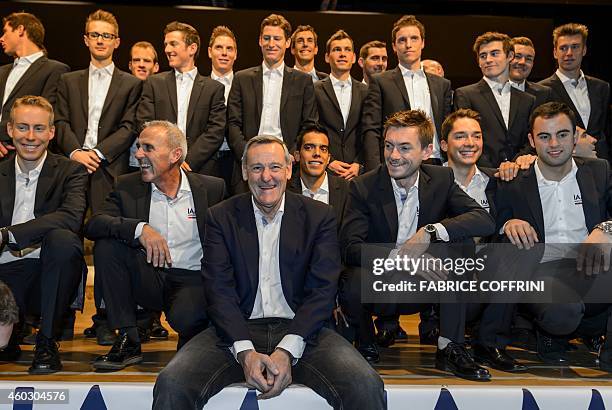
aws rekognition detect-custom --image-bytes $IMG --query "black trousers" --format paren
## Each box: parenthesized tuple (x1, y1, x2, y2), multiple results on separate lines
(199, 149, 234, 194)
(0, 229, 84, 339)
(94, 239, 208, 342)
(466, 303, 516, 348)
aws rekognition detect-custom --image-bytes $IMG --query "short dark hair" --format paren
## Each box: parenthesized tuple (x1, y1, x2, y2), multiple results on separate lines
(164, 21, 200, 58)
(325, 30, 354, 54)
(296, 123, 329, 150)
(473, 32, 513, 56)
(291, 25, 317, 49)
(392, 15, 425, 44)
(0, 281, 18, 326)
(384, 110, 434, 148)
(260, 14, 292, 40)
(553, 23, 588, 47)
(529, 101, 577, 134)
(3, 12, 46, 53)
(441, 109, 482, 142)
(209, 25, 237, 48)
(511, 36, 534, 49)
(131, 41, 158, 64)
(359, 40, 386, 59)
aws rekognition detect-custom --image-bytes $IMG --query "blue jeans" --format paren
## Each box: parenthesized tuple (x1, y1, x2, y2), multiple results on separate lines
(153, 318, 385, 410)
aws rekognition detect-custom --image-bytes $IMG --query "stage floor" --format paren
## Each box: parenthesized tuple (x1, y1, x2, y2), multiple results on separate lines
(2, 286, 612, 387)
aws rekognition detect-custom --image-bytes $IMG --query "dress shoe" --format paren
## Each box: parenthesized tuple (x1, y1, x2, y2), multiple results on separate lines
(29, 334, 62, 375)
(581, 335, 605, 353)
(150, 318, 169, 340)
(137, 326, 151, 343)
(93, 333, 143, 371)
(598, 341, 612, 372)
(435, 343, 491, 382)
(473, 344, 528, 372)
(375, 329, 395, 348)
(357, 343, 380, 363)
(509, 327, 537, 351)
(0, 344, 21, 362)
(419, 328, 440, 346)
(84, 325, 96, 338)
(22, 325, 38, 345)
(395, 326, 408, 341)
(95, 323, 117, 346)
(536, 330, 568, 364)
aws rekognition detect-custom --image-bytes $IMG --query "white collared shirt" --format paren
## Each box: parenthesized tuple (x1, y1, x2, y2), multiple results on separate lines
(330, 74, 352, 127)
(134, 170, 203, 271)
(556, 69, 591, 129)
(443, 163, 491, 212)
(211, 70, 234, 151)
(84, 62, 114, 152)
(398, 64, 439, 158)
(510, 80, 526, 92)
(483, 76, 512, 129)
(231, 194, 306, 361)
(175, 67, 198, 138)
(1, 51, 44, 122)
(0, 152, 47, 264)
(535, 159, 588, 262)
(301, 173, 330, 204)
(258, 62, 284, 140)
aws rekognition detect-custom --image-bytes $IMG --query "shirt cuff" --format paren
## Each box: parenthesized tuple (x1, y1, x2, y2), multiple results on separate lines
(433, 223, 449, 242)
(500, 220, 510, 235)
(134, 222, 146, 239)
(229, 340, 256, 362)
(92, 149, 106, 160)
(69, 149, 82, 159)
(276, 334, 306, 364)
(8, 230, 16, 244)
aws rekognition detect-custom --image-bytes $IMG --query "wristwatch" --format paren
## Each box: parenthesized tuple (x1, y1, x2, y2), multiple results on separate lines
(594, 221, 612, 234)
(424, 224, 438, 242)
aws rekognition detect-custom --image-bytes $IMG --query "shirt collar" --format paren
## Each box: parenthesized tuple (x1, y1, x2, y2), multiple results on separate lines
(263, 61, 285, 77)
(89, 62, 115, 77)
(510, 79, 526, 92)
(442, 163, 487, 187)
(211, 70, 233, 83)
(556, 69, 585, 87)
(151, 169, 192, 200)
(391, 171, 420, 195)
(15, 51, 44, 66)
(483, 76, 511, 94)
(175, 67, 198, 81)
(252, 192, 286, 224)
(534, 158, 578, 185)
(398, 63, 425, 78)
(15, 150, 47, 178)
(301, 173, 329, 196)
(330, 73, 352, 88)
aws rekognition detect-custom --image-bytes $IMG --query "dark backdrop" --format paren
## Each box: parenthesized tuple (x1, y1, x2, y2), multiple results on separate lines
(0, 1, 608, 89)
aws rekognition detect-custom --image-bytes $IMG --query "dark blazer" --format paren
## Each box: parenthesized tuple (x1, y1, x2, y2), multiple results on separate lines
(454, 79, 535, 168)
(495, 158, 612, 241)
(203, 191, 341, 344)
(340, 164, 495, 267)
(539, 73, 610, 159)
(523, 81, 553, 109)
(136, 71, 227, 173)
(54, 67, 143, 176)
(288, 171, 349, 227)
(84, 171, 225, 246)
(361, 66, 453, 170)
(315, 76, 368, 165)
(0, 57, 69, 143)
(0, 152, 88, 249)
(227, 65, 317, 156)
(480, 166, 499, 220)
(315, 70, 329, 82)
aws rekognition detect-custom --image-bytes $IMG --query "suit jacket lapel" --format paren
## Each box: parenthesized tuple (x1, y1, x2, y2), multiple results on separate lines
(280, 193, 300, 297)
(549, 74, 584, 128)
(135, 180, 152, 222)
(417, 167, 433, 227)
(378, 167, 398, 239)
(252, 67, 263, 126)
(165, 71, 178, 118)
(0, 156, 16, 220)
(79, 70, 89, 119)
(478, 79, 507, 132)
(586, 77, 598, 131)
(391, 67, 410, 107)
(522, 166, 546, 240)
(237, 195, 259, 292)
(187, 73, 205, 128)
(328, 174, 342, 209)
(425, 73, 440, 127)
(0, 65, 10, 104)
(186, 173, 208, 239)
(346, 78, 361, 132)
(6, 57, 46, 102)
(576, 160, 599, 231)
(100, 69, 123, 119)
(508, 87, 520, 130)
(321, 77, 342, 117)
(280, 67, 292, 114)
(34, 154, 58, 215)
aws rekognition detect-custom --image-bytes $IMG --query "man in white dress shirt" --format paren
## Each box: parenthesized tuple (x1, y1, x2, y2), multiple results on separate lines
(290, 25, 327, 82)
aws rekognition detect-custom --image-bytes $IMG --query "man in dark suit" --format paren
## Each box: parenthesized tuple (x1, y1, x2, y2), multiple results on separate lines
(85, 120, 225, 370)
(153, 135, 384, 409)
(0, 96, 87, 373)
(362, 15, 452, 170)
(496, 102, 612, 368)
(509, 37, 553, 108)
(315, 30, 368, 180)
(290, 25, 328, 82)
(358, 40, 388, 86)
(136, 21, 226, 177)
(0, 12, 69, 159)
(340, 110, 495, 380)
(454, 32, 535, 169)
(227, 14, 317, 192)
(539, 23, 610, 160)
(54, 9, 142, 212)
(289, 125, 349, 226)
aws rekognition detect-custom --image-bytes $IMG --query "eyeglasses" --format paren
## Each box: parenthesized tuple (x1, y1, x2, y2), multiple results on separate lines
(86, 31, 117, 41)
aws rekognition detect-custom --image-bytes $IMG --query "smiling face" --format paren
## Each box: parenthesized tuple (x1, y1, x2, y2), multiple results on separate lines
(7, 104, 54, 169)
(529, 113, 576, 169)
(359, 46, 388, 78)
(393, 25, 424, 68)
(134, 125, 182, 185)
(296, 131, 330, 179)
(478, 40, 512, 80)
(84, 20, 119, 63)
(164, 30, 197, 72)
(129, 45, 159, 80)
(291, 30, 317, 66)
(260, 25, 290, 67)
(510, 44, 535, 82)
(441, 117, 483, 168)
(243, 141, 291, 214)
(208, 35, 237, 75)
(325, 38, 355, 76)
(384, 126, 431, 181)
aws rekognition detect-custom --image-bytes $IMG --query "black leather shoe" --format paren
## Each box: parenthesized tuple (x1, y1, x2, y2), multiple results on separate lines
(150, 318, 169, 340)
(581, 336, 605, 353)
(375, 329, 395, 348)
(536, 330, 568, 364)
(435, 343, 491, 381)
(419, 328, 440, 346)
(84, 325, 96, 338)
(473, 344, 528, 372)
(357, 343, 380, 363)
(395, 326, 408, 341)
(29, 334, 62, 374)
(0, 344, 21, 362)
(598, 341, 612, 372)
(93, 333, 143, 371)
(96, 323, 117, 346)
(137, 327, 151, 343)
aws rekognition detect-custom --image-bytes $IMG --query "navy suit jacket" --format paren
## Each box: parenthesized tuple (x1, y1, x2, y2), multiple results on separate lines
(203, 191, 341, 345)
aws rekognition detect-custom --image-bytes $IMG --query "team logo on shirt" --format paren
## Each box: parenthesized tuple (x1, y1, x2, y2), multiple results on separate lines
(574, 194, 582, 205)
(481, 199, 490, 209)
(187, 208, 197, 219)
